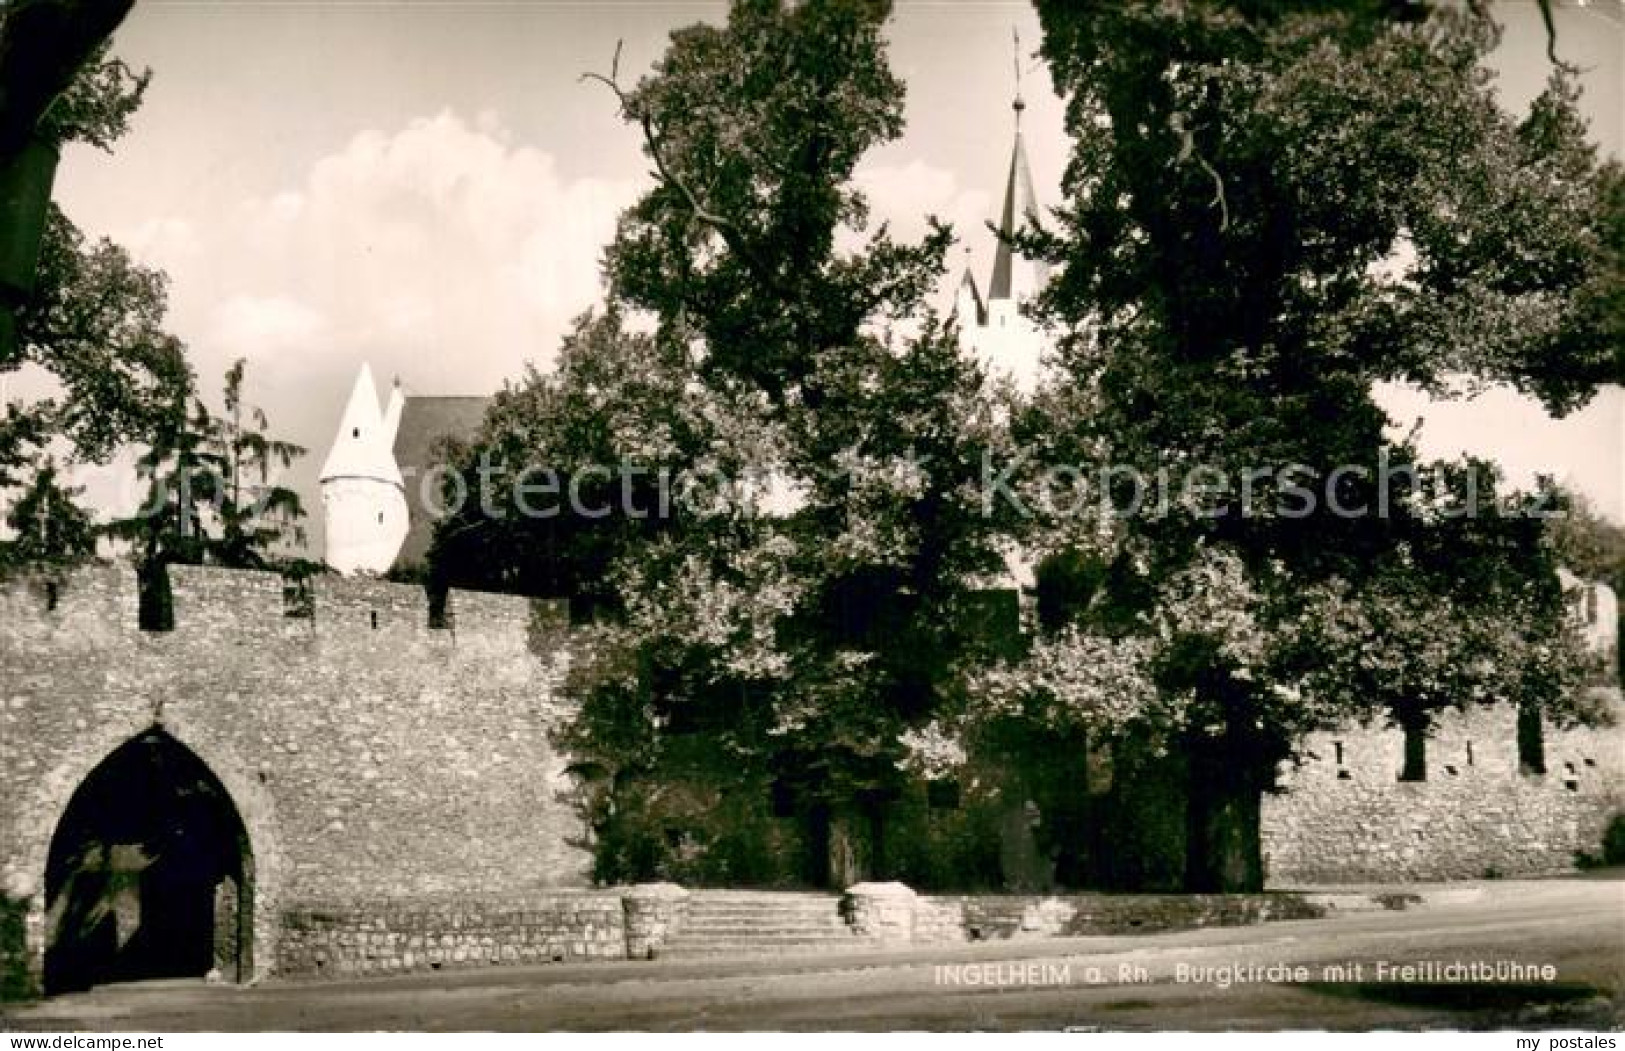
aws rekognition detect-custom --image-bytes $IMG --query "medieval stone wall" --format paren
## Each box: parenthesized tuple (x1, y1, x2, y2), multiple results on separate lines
(0, 563, 591, 994)
(2, 561, 1621, 996)
(275, 892, 626, 978)
(1262, 697, 1625, 884)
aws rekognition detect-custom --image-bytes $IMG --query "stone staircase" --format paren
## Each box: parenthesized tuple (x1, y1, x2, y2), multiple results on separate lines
(660, 891, 867, 959)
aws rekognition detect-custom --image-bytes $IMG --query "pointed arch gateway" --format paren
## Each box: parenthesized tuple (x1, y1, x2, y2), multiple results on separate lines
(43, 729, 254, 994)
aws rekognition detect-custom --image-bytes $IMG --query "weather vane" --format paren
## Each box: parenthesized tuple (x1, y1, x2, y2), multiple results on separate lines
(1012, 26, 1025, 123)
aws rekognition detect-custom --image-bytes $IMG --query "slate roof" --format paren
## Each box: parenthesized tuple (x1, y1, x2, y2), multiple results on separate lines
(391, 395, 490, 570)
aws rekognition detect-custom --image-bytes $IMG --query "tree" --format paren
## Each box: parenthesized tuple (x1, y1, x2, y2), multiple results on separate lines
(0, 458, 94, 570)
(543, 313, 1013, 887)
(1020, 2, 1616, 890)
(1548, 489, 1625, 599)
(2, 48, 190, 482)
(594, 0, 950, 402)
(428, 308, 697, 615)
(0, 3, 139, 153)
(580, 0, 1037, 886)
(436, 0, 1020, 887)
(105, 358, 307, 628)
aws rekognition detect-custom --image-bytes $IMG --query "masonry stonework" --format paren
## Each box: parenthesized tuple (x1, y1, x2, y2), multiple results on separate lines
(1, 563, 1620, 998)
(0, 563, 591, 996)
(1263, 697, 1625, 884)
(275, 893, 626, 978)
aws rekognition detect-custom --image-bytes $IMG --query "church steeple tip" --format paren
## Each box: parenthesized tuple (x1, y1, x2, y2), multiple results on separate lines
(988, 27, 1046, 304)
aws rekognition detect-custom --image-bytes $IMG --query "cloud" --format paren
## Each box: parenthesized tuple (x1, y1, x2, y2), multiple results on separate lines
(210, 295, 329, 360)
(119, 109, 639, 432)
(853, 159, 993, 274)
(75, 109, 642, 550)
(222, 110, 640, 394)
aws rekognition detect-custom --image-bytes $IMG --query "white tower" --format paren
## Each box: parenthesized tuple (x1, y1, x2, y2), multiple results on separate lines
(319, 364, 410, 575)
(956, 91, 1051, 393)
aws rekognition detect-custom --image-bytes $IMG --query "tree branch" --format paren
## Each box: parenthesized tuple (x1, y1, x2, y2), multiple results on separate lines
(580, 40, 792, 297)
(1170, 110, 1229, 232)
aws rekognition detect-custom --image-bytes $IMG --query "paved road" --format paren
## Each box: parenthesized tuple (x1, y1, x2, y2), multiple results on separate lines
(5, 879, 1622, 1031)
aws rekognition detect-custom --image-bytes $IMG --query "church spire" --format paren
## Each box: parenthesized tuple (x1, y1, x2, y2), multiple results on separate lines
(988, 30, 1046, 304)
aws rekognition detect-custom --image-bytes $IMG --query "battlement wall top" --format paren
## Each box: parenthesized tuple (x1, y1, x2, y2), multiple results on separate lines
(0, 561, 569, 643)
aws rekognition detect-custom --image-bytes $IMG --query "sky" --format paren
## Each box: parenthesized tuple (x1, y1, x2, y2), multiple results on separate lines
(22, 0, 1625, 551)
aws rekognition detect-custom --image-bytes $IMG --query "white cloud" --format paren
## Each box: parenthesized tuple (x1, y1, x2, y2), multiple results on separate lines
(118, 216, 203, 271)
(73, 110, 643, 554)
(126, 110, 639, 425)
(216, 109, 639, 394)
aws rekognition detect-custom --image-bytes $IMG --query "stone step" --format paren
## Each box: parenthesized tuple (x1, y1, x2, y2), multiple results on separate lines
(682, 921, 842, 930)
(685, 895, 842, 904)
(661, 939, 873, 958)
(673, 924, 848, 938)
(682, 915, 844, 925)
(666, 930, 858, 943)
(685, 902, 841, 909)
(664, 891, 858, 958)
(679, 909, 845, 916)
(667, 943, 860, 953)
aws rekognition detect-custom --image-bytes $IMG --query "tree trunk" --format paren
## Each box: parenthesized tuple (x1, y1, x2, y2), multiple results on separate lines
(1400, 716, 1429, 782)
(1517, 702, 1546, 775)
(1184, 775, 1263, 892)
(825, 807, 871, 888)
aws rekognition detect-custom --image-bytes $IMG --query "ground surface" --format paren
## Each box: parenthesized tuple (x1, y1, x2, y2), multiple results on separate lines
(4, 878, 1622, 1032)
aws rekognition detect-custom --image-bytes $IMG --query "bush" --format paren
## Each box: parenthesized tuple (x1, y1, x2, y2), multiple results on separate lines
(1603, 813, 1625, 866)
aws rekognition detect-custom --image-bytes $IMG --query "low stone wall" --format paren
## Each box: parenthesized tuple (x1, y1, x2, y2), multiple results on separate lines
(911, 892, 1322, 944)
(621, 883, 690, 960)
(841, 882, 1321, 947)
(275, 893, 627, 979)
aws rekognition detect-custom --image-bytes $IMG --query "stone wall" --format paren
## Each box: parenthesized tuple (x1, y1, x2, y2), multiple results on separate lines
(1262, 697, 1625, 884)
(910, 892, 1322, 944)
(838, 881, 1321, 947)
(0, 563, 591, 995)
(275, 893, 626, 978)
(3, 560, 1621, 996)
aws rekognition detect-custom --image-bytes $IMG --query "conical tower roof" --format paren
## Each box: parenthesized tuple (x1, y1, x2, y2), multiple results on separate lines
(319, 363, 403, 486)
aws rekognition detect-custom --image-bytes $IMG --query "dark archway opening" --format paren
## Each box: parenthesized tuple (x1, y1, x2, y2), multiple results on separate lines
(43, 730, 252, 995)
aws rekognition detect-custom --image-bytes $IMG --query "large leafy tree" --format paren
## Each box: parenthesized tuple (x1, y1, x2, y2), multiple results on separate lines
(438, 0, 1017, 886)
(2, 47, 192, 576)
(1017, 2, 1617, 890)
(3, 50, 190, 474)
(597, 0, 949, 403)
